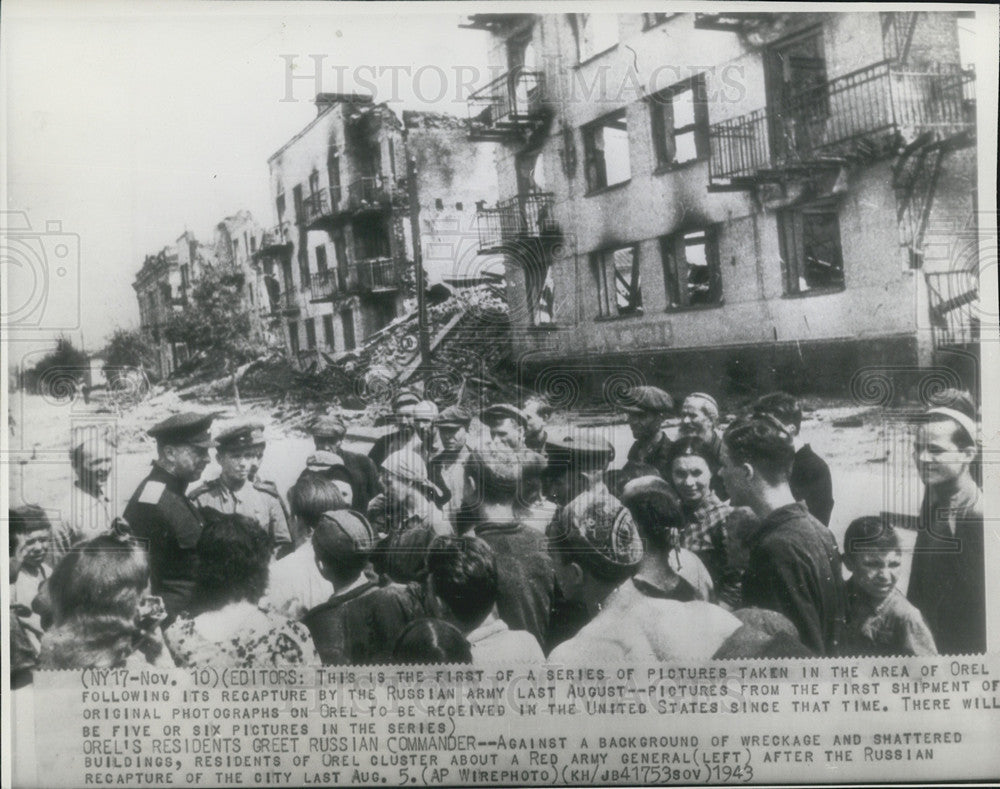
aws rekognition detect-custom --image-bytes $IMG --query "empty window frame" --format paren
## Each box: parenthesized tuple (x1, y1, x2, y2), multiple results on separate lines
(650, 75, 709, 168)
(778, 201, 845, 294)
(583, 109, 631, 192)
(526, 264, 555, 325)
(572, 14, 619, 63)
(660, 227, 722, 308)
(288, 321, 300, 355)
(322, 314, 335, 348)
(592, 244, 642, 318)
(305, 317, 317, 350)
(315, 245, 329, 275)
(341, 309, 357, 350)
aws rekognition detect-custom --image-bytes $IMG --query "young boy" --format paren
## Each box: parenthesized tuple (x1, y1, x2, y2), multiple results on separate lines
(843, 517, 936, 656)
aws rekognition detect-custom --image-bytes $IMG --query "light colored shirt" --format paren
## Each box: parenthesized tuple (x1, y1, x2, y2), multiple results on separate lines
(50, 483, 116, 564)
(548, 580, 740, 663)
(467, 612, 545, 665)
(262, 542, 331, 620)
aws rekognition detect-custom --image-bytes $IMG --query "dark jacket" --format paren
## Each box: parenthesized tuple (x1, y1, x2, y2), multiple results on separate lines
(302, 577, 428, 665)
(474, 521, 555, 646)
(907, 488, 985, 655)
(741, 502, 847, 656)
(341, 449, 381, 513)
(626, 430, 673, 481)
(790, 444, 834, 527)
(123, 463, 204, 618)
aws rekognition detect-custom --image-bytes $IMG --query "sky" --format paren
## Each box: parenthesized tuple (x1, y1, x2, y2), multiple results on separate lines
(3, 0, 493, 365)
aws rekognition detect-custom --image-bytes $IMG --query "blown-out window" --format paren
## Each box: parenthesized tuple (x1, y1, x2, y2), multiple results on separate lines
(661, 227, 722, 308)
(592, 244, 642, 318)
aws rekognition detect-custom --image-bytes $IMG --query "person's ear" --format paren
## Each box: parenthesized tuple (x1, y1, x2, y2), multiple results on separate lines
(740, 462, 755, 484)
(566, 561, 585, 592)
(959, 444, 977, 465)
(314, 554, 334, 582)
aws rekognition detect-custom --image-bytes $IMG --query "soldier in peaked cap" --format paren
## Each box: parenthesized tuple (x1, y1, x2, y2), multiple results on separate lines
(123, 412, 217, 619)
(311, 414, 381, 512)
(620, 385, 675, 481)
(190, 423, 292, 557)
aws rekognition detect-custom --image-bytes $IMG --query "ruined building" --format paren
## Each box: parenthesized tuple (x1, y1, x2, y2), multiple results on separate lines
(261, 94, 498, 366)
(462, 11, 978, 399)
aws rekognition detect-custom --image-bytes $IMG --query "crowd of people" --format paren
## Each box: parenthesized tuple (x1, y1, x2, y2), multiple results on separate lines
(9, 383, 985, 681)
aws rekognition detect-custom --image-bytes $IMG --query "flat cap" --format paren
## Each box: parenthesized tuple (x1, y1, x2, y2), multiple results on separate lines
(147, 412, 216, 447)
(215, 422, 266, 451)
(435, 405, 472, 428)
(547, 490, 644, 573)
(392, 388, 421, 412)
(620, 385, 674, 414)
(381, 449, 446, 503)
(306, 451, 348, 472)
(313, 509, 377, 557)
(311, 415, 347, 439)
(544, 433, 615, 470)
(483, 403, 528, 427)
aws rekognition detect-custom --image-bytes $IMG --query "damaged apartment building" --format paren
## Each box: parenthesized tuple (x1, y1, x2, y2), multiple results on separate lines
(462, 11, 979, 398)
(261, 94, 497, 365)
(133, 211, 276, 378)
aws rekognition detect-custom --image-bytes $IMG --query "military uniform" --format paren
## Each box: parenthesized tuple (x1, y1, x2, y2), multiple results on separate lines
(124, 463, 206, 619)
(190, 478, 291, 548)
(124, 413, 218, 617)
(622, 385, 675, 480)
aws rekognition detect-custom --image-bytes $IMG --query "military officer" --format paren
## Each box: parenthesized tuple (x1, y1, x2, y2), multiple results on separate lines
(123, 412, 216, 619)
(311, 415, 381, 512)
(622, 385, 675, 480)
(542, 432, 616, 507)
(190, 423, 292, 554)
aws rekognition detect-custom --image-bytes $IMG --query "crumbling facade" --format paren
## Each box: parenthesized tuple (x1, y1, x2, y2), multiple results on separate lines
(263, 94, 497, 367)
(463, 11, 978, 398)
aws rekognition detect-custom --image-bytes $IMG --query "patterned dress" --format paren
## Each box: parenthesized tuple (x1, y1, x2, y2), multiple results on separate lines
(164, 602, 318, 667)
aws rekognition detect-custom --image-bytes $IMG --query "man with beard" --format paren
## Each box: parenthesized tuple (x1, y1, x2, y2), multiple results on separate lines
(621, 385, 675, 480)
(123, 412, 216, 619)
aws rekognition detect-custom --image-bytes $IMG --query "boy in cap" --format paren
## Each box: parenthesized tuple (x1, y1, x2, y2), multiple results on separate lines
(906, 391, 984, 654)
(123, 411, 216, 617)
(621, 385, 675, 480)
(546, 490, 740, 663)
(368, 388, 421, 468)
(300, 452, 357, 506)
(50, 427, 117, 564)
(302, 510, 426, 665)
(753, 392, 833, 526)
(310, 415, 380, 512)
(190, 423, 291, 556)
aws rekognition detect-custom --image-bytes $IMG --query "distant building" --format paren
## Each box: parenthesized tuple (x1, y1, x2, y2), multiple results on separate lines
(133, 212, 275, 378)
(462, 11, 978, 397)
(263, 93, 497, 366)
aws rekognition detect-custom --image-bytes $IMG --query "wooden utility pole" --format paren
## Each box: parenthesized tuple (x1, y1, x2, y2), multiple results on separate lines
(406, 155, 431, 366)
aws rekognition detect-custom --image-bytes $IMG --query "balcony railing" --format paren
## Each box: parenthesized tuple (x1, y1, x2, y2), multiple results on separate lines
(347, 176, 393, 210)
(259, 221, 294, 253)
(477, 192, 558, 252)
(708, 60, 976, 187)
(468, 70, 545, 141)
(310, 258, 401, 300)
(267, 287, 300, 316)
(301, 188, 335, 226)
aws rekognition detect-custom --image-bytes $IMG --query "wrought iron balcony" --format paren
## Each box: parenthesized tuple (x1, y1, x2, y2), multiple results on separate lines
(267, 286, 300, 316)
(926, 269, 979, 349)
(310, 258, 401, 299)
(708, 60, 975, 189)
(477, 192, 558, 253)
(468, 70, 546, 142)
(301, 188, 336, 227)
(258, 221, 294, 254)
(346, 176, 394, 211)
